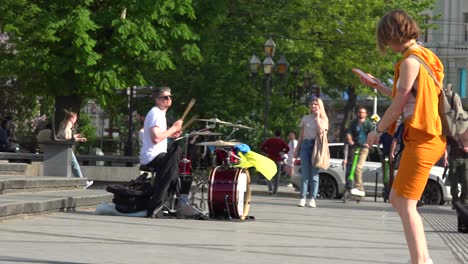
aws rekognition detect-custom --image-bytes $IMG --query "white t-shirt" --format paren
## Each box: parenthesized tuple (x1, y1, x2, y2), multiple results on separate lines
(140, 106, 167, 165)
(300, 115, 318, 140)
(287, 139, 298, 165)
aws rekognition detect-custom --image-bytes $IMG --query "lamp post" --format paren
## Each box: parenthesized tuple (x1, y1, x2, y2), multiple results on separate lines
(123, 86, 153, 158)
(249, 37, 288, 139)
(303, 72, 320, 105)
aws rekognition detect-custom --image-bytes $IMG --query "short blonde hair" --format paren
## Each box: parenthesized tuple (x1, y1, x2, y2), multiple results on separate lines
(376, 10, 420, 54)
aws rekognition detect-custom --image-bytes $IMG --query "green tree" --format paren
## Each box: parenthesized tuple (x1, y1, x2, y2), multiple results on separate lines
(0, 0, 202, 121)
(175, 0, 437, 146)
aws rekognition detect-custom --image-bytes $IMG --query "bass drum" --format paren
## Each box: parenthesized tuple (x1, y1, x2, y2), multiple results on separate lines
(208, 166, 251, 220)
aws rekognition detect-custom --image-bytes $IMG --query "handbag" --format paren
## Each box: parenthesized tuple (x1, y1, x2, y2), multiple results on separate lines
(311, 130, 330, 170)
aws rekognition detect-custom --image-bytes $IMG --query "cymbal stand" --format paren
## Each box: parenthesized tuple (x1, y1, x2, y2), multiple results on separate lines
(224, 127, 239, 141)
(181, 133, 190, 173)
(200, 124, 216, 158)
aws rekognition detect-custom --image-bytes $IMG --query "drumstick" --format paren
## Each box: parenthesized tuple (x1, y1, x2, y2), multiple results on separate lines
(180, 98, 196, 121)
(181, 115, 198, 131)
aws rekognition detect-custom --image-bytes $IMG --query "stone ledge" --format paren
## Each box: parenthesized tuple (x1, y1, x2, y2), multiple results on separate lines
(0, 176, 88, 194)
(0, 189, 112, 218)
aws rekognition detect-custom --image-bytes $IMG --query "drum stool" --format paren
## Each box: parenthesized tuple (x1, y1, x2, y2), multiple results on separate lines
(138, 164, 197, 218)
(138, 164, 177, 217)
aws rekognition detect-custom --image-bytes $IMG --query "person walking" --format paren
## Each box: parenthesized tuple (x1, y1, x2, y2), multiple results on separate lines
(260, 130, 289, 195)
(285, 131, 298, 186)
(342, 107, 373, 198)
(57, 111, 93, 188)
(445, 135, 467, 208)
(362, 10, 445, 264)
(294, 98, 328, 208)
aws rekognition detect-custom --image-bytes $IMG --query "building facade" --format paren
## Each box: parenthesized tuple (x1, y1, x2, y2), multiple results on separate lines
(423, 0, 468, 98)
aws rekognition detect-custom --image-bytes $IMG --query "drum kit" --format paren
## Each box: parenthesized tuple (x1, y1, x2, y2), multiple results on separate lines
(178, 117, 254, 221)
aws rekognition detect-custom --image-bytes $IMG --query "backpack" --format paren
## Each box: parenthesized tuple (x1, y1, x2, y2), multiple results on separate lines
(106, 173, 153, 213)
(412, 56, 468, 144)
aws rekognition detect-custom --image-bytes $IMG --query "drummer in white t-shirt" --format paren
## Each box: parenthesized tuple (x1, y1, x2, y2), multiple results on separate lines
(140, 86, 183, 167)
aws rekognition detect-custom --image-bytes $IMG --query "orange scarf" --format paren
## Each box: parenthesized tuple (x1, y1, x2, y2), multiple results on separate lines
(389, 46, 444, 136)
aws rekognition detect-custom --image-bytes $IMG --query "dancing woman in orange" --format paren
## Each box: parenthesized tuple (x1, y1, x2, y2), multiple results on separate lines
(359, 10, 445, 264)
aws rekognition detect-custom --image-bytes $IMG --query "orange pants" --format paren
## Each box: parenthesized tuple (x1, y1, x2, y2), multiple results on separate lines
(392, 119, 446, 200)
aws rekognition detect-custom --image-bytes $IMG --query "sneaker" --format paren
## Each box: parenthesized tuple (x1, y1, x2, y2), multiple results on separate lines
(298, 198, 306, 207)
(286, 183, 293, 188)
(350, 188, 365, 197)
(84, 180, 94, 189)
(308, 199, 316, 208)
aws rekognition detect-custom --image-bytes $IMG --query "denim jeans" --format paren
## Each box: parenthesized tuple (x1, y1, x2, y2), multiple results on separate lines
(300, 139, 319, 199)
(268, 161, 282, 194)
(71, 151, 83, 178)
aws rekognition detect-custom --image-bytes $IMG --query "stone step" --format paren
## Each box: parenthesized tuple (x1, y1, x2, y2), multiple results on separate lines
(0, 162, 28, 176)
(0, 176, 89, 194)
(0, 189, 112, 219)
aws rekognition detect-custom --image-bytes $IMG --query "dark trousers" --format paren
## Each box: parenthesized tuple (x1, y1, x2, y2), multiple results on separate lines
(449, 157, 468, 205)
(268, 161, 282, 194)
(145, 142, 182, 217)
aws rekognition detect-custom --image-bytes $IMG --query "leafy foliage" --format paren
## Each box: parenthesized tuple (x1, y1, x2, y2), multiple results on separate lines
(0, 0, 438, 151)
(0, 0, 202, 102)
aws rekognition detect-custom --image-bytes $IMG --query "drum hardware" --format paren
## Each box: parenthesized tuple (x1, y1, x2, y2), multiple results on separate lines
(224, 195, 233, 220)
(224, 127, 239, 141)
(215, 148, 240, 166)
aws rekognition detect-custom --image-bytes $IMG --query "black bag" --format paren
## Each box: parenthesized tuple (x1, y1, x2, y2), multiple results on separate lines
(392, 123, 405, 170)
(106, 173, 153, 213)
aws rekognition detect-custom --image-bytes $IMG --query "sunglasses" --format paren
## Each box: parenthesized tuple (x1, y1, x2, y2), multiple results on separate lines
(157, 95, 174, 100)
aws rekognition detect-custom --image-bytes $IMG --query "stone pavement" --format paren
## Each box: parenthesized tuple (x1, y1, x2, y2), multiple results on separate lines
(0, 184, 465, 264)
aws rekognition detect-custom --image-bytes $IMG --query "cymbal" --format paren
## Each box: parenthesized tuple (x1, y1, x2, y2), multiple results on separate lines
(196, 140, 241, 147)
(197, 118, 235, 126)
(226, 123, 254, 129)
(189, 131, 223, 136)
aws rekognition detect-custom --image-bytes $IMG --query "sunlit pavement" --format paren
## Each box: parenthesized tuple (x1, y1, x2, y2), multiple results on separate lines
(0, 189, 464, 264)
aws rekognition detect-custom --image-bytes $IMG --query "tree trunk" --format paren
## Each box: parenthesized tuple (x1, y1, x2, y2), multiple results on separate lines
(339, 86, 357, 141)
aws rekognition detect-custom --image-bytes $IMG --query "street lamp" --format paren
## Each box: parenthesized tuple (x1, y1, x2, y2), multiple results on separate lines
(264, 37, 276, 57)
(277, 54, 289, 75)
(249, 37, 288, 139)
(249, 55, 261, 75)
(303, 72, 320, 105)
(123, 86, 153, 158)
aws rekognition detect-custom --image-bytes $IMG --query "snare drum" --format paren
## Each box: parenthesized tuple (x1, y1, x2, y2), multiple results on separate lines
(208, 166, 251, 220)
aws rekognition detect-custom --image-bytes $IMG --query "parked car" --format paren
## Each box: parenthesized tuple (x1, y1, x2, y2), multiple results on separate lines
(291, 143, 451, 205)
